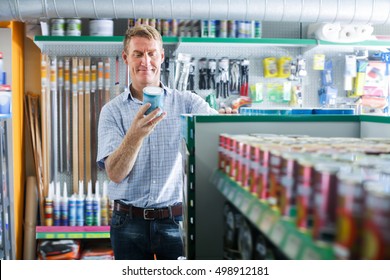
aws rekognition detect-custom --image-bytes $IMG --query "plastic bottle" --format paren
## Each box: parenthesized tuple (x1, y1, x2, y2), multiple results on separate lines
(53, 182, 61, 226)
(68, 194, 76, 226)
(76, 181, 85, 226)
(101, 181, 109, 226)
(92, 180, 101, 226)
(60, 182, 69, 226)
(85, 181, 93, 226)
(44, 182, 54, 226)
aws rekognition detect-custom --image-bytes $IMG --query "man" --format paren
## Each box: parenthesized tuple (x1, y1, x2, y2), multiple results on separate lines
(97, 25, 235, 260)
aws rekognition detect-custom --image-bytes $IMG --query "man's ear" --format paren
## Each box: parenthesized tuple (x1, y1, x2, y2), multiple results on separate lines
(161, 49, 165, 63)
(122, 50, 128, 64)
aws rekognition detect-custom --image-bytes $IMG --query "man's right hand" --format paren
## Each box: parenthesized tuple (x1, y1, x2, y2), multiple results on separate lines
(128, 103, 167, 140)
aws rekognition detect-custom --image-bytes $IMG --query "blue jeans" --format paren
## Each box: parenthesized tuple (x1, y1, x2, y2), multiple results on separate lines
(110, 210, 184, 260)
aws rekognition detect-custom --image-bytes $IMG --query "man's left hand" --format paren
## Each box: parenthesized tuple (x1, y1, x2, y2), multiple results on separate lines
(218, 107, 238, 114)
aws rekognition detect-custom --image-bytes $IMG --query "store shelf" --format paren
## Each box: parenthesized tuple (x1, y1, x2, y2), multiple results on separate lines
(35, 226, 110, 239)
(34, 35, 390, 56)
(211, 170, 335, 260)
(33, 35, 179, 56)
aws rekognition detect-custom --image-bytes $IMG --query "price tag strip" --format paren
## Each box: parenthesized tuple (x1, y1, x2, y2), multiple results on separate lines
(301, 247, 321, 260)
(227, 185, 237, 201)
(234, 191, 244, 208)
(259, 210, 277, 234)
(283, 234, 302, 259)
(269, 222, 286, 247)
(240, 196, 253, 214)
(248, 204, 263, 225)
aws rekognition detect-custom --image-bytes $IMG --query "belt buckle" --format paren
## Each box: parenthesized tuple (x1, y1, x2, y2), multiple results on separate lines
(143, 208, 155, 220)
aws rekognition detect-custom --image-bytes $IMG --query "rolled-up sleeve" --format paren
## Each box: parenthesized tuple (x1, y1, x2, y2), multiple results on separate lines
(96, 104, 126, 169)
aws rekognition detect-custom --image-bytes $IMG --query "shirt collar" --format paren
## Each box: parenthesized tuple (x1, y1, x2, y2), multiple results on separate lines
(122, 82, 170, 103)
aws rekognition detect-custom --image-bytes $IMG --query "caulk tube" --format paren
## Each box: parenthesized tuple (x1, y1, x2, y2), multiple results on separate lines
(76, 181, 85, 226)
(61, 182, 69, 226)
(92, 180, 101, 226)
(85, 181, 93, 226)
(68, 194, 76, 226)
(44, 182, 54, 226)
(53, 182, 61, 226)
(101, 181, 109, 226)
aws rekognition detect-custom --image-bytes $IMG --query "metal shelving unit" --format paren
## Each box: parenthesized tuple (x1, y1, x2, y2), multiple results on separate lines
(0, 118, 14, 259)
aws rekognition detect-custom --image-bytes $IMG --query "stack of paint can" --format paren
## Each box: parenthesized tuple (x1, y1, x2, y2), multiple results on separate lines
(218, 133, 390, 259)
(128, 18, 262, 38)
(50, 18, 82, 36)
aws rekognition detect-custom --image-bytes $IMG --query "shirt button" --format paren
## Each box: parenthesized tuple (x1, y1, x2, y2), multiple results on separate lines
(152, 180, 156, 184)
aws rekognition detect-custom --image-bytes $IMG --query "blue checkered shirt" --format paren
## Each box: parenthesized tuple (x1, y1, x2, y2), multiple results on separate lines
(97, 84, 217, 208)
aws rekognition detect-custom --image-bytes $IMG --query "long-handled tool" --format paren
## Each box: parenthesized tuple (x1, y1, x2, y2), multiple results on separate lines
(64, 58, 71, 174)
(115, 56, 120, 97)
(72, 57, 79, 194)
(104, 57, 111, 105)
(57, 59, 64, 173)
(40, 54, 49, 196)
(90, 60, 98, 187)
(78, 57, 85, 188)
(84, 57, 92, 186)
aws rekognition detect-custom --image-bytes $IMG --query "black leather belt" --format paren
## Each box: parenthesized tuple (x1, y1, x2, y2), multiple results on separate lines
(113, 201, 182, 220)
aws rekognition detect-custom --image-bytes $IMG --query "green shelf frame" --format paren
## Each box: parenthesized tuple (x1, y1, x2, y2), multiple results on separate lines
(212, 170, 335, 260)
(36, 226, 110, 239)
(34, 35, 179, 44)
(34, 35, 390, 51)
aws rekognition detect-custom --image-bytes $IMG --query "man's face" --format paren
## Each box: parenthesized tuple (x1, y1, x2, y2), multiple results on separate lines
(122, 36, 164, 89)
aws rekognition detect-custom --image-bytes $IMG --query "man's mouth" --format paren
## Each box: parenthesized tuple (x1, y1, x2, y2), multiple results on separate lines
(138, 67, 155, 72)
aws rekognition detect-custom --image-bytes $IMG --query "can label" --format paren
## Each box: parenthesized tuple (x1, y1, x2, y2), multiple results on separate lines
(334, 175, 365, 259)
(361, 183, 390, 260)
(143, 86, 164, 115)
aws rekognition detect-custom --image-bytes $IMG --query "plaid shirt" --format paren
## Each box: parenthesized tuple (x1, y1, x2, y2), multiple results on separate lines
(97, 84, 217, 208)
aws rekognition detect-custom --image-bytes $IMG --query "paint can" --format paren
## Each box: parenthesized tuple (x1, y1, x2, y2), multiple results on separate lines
(51, 18, 65, 36)
(66, 19, 81, 36)
(90, 19, 114, 36)
(143, 86, 164, 115)
(334, 172, 366, 259)
(361, 181, 390, 260)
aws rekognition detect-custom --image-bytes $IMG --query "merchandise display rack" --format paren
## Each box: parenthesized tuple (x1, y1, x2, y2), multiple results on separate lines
(211, 170, 335, 260)
(180, 114, 389, 259)
(35, 226, 110, 239)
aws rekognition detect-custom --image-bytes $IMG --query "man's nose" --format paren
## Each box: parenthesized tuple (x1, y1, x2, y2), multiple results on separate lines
(141, 54, 150, 65)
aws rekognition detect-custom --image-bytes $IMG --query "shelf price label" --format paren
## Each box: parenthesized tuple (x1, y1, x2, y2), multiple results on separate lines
(68, 233, 84, 239)
(234, 192, 243, 208)
(222, 183, 231, 197)
(284, 234, 302, 259)
(43, 233, 55, 239)
(248, 204, 262, 224)
(240, 197, 252, 214)
(301, 247, 321, 260)
(259, 211, 276, 234)
(270, 222, 286, 246)
(227, 187, 237, 202)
